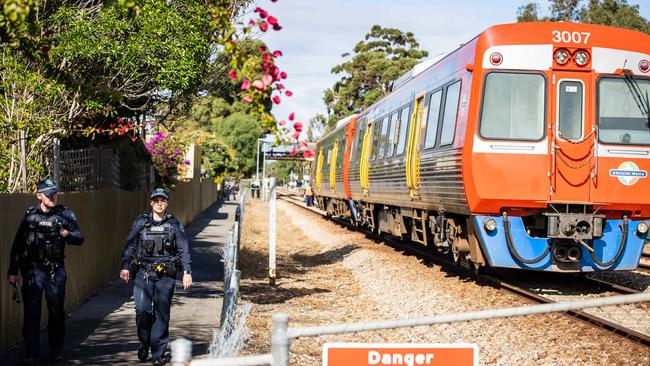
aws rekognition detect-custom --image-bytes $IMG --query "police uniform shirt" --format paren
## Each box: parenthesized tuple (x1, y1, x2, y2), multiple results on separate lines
(121, 213, 192, 273)
(8, 205, 84, 276)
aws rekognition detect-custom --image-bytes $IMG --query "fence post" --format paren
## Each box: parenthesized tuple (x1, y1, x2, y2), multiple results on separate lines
(171, 338, 192, 366)
(269, 179, 276, 286)
(271, 313, 290, 366)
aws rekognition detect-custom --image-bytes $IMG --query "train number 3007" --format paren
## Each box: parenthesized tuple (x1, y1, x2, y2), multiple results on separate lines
(552, 30, 591, 44)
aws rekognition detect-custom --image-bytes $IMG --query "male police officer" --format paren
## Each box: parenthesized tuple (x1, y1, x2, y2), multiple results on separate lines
(120, 188, 192, 365)
(6, 178, 85, 364)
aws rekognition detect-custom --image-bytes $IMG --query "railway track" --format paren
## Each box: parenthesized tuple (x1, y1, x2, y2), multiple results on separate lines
(275, 188, 650, 347)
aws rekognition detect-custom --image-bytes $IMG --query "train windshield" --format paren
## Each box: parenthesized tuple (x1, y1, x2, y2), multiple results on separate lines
(479, 72, 545, 141)
(598, 77, 650, 146)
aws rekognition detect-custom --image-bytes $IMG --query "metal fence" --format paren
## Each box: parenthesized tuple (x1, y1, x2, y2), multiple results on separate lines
(171, 292, 650, 366)
(51, 144, 151, 192)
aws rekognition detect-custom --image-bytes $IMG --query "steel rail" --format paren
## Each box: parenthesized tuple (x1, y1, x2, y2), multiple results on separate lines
(276, 190, 650, 347)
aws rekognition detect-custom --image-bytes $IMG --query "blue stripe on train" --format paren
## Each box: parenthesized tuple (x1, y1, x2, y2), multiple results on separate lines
(473, 216, 646, 271)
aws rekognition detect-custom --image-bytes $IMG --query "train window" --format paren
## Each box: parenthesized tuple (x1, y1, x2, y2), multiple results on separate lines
(378, 116, 389, 158)
(480, 73, 545, 141)
(354, 121, 366, 166)
(337, 136, 346, 168)
(440, 81, 461, 146)
(558, 80, 584, 140)
(371, 120, 381, 161)
(598, 77, 650, 146)
(424, 90, 443, 148)
(395, 105, 411, 155)
(386, 112, 398, 157)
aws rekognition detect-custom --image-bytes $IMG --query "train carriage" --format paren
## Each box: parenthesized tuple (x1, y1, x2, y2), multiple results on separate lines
(313, 22, 650, 272)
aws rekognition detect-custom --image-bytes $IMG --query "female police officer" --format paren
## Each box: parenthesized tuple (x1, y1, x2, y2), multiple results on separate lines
(119, 188, 192, 365)
(6, 178, 84, 364)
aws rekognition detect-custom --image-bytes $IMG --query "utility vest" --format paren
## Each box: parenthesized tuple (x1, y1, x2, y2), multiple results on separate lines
(25, 207, 67, 265)
(137, 214, 177, 262)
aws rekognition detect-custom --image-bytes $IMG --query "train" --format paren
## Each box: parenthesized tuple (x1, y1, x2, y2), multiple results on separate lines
(311, 22, 650, 272)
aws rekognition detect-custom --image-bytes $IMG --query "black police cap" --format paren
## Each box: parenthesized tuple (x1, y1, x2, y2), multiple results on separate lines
(150, 188, 170, 200)
(36, 178, 58, 195)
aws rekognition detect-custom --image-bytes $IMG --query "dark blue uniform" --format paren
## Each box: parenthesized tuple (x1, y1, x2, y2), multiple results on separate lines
(121, 212, 191, 362)
(8, 204, 84, 360)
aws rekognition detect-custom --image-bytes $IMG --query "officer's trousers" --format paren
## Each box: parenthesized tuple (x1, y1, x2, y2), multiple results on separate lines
(134, 270, 176, 359)
(21, 266, 67, 358)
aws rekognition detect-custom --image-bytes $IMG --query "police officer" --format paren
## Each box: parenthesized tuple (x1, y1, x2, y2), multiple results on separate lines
(6, 178, 85, 364)
(119, 188, 192, 365)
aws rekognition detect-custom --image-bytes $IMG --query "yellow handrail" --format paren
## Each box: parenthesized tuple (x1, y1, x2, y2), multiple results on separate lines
(330, 139, 339, 191)
(316, 147, 324, 190)
(359, 123, 373, 194)
(406, 97, 424, 197)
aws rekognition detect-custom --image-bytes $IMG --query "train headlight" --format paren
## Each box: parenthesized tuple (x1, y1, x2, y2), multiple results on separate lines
(554, 49, 570, 65)
(484, 218, 497, 232)
(574, 50, 590, 66)
(637, 222, 649, 235)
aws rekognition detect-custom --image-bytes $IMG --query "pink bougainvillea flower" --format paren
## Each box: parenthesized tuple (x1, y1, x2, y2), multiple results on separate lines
(242, 95, 253, 103)
(258, 45, 267, 52)
(278, 120, 286, 126)
(285, 90, 293, 97)
(272, 95, 281, 104)
(228, 70, 237, 80)
(117, 117, 124, 123)
(262, 62, 269, 72)
(272, 24, 282, 31)
(259, 21, 269, 32)
(291, 131, 300, 140)
(276, 83, 285, 90)
(254, 7, 268, 18)
(263, 53, 272, 62)
(271, 66, 280, 76)
(252, 80, 265, 91)
(272, 50, 283, 58)
(262, 74, 274, 87)
(293, 122, 303, 132)
(240, 79, 250, 90)
(304, 150, 315, 158)
(279, 71, 287, 79)
(298, 141, 308, 148)
(289, 112, 295, 121)
(248, 19, 256, 25)
(109, 123, 115, 128)
(267, 16, 278, 25)
(290, 147, 298, 155)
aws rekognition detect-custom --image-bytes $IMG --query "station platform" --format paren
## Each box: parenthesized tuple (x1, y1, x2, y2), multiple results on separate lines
(1, 200, 239, 365)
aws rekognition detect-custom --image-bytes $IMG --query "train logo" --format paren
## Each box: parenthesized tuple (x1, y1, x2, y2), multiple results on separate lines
(609, 161, 648, 186)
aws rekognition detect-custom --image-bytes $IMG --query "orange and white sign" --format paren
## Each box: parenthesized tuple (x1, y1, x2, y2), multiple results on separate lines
(323, 343, 478, 366)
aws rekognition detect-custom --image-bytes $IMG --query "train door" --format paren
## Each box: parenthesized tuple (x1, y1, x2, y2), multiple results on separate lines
(343, 118, 357, 199)
(550, 72, 593, 202)
(330, 138, 339, 192)
(359, 120, 373, 195)
(406, 93, 426, 198)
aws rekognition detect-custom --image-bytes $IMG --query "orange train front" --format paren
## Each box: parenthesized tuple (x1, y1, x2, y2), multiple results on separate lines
(313, 22, 650, 272)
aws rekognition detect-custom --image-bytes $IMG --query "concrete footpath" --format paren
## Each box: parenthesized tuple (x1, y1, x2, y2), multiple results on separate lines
(1, 200, 240, 365)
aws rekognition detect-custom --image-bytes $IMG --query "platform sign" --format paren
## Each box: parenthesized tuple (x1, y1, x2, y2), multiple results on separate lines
(322, 343, 477, 366)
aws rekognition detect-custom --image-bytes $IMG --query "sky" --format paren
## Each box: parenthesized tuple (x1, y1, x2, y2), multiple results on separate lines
(256, 0, 650, 129)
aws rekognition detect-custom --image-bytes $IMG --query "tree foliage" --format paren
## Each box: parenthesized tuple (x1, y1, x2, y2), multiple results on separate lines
(517, 0, 650, 34)
(324, 25, 428, 123)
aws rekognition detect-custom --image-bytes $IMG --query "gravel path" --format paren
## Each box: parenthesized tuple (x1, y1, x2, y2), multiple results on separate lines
(238, 198, 650, 365)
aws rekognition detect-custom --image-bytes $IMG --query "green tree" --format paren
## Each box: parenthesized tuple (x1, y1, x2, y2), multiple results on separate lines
(517, 0, 650, 34)
(201, 138, 239, 181)
(211, 112, 264, 176)
(324, 25, 428, 122)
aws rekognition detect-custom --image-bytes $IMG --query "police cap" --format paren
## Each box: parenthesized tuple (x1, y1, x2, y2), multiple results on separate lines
(150, 188, 170, 200)
(36, 178, 58, 195)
